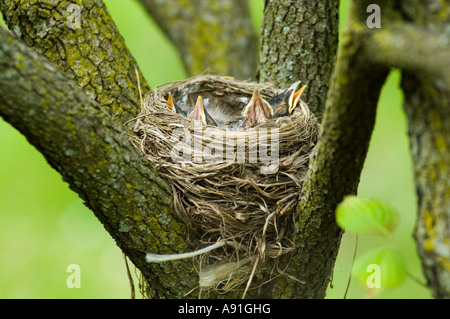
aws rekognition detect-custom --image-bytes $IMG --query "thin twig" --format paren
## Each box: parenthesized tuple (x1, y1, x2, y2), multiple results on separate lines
(123, 253, 136, 299)
(343, 233, 358, 299)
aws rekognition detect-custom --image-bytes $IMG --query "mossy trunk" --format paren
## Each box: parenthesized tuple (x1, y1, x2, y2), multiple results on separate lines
(399, 1, 450, 299)
(402, 73, 450, 298)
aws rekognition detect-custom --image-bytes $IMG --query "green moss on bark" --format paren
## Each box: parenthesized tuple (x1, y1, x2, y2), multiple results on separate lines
(0, 0, 149, 123)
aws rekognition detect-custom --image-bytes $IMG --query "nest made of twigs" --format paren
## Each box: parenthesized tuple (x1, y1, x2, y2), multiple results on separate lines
(131, 75, 319, 296)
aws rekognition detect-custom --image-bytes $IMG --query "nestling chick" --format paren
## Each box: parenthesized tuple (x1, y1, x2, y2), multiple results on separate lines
(228, 87, 273, 130)
(189, 96, 217, 126)
(268, 81, 307, 117)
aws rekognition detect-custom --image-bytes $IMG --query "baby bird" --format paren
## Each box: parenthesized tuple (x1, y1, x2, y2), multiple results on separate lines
(268, 81, 307, 117)
(166, 92, 188, 116)
(229, 87, 273, 130)
(189, 96, 217, 126)
(167, 92, 176, 112)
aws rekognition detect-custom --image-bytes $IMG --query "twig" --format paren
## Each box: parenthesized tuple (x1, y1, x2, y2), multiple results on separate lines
(123, 253, 136, 299)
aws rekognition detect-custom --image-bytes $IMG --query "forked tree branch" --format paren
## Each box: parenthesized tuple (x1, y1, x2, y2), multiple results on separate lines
(0, 0, 347, 299)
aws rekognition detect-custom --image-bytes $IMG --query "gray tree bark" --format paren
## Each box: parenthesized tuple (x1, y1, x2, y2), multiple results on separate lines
(258, 0, 339, 118)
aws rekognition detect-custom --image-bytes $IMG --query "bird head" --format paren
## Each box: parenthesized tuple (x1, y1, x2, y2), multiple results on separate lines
(271, 81, 307, 116)
(242, 87, 273, 127)
(289, 83, 307, 115)
(189, 96, 207, 125)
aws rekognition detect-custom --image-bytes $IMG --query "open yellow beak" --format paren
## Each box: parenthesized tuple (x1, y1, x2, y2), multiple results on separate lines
(189, 96, 207, 125)
(289, 84, 307, 114)
(167, 92, 176, 112)
(242, 87, 273, 125)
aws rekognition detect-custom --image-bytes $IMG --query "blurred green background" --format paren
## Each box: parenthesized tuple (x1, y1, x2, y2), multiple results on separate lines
(0, 0, 431, 298)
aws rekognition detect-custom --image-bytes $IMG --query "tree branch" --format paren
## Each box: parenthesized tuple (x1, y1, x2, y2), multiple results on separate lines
(258, 0, 339, 117)
(0, 26, 197, 298)
(138, 0, 258, 80)
(264, 2, 389, 298)
(0, 0, 150, 123)
(381, 0, 450, 298)
(363, 23, 450, 86)
(401, 71, 450, 298)
(347, 0, 450, 298)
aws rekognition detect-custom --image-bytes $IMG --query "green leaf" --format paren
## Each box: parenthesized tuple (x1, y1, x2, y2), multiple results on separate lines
(336, 196, 400, 238)
(352, 246, 406, 290)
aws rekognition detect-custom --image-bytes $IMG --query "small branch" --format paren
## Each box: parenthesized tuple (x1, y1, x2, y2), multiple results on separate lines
(0, 0, 150, 123)
(363, 24, 450, 86)
(138, 0, 258, 80)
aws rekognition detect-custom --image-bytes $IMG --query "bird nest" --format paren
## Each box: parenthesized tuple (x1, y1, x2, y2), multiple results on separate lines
(131, 75, 319, 296)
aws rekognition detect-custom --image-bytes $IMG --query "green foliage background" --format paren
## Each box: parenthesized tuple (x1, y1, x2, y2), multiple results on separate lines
(0, 0, 431, 298)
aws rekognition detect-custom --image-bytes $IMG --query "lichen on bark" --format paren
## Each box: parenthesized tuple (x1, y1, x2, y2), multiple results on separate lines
(0, 0, 149, 123)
